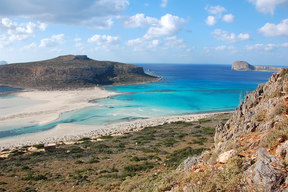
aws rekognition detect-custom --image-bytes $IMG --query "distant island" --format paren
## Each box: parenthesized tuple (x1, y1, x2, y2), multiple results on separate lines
(232, 61, 284, 72)
(0, 55, 159, 90)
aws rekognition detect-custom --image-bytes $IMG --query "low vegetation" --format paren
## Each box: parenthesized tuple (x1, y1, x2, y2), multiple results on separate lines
(0, 113, 231, 192)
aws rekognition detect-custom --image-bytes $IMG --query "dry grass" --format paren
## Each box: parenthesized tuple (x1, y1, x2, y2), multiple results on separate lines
(260, 118, 288, 148)
(121, 156, 247, 192)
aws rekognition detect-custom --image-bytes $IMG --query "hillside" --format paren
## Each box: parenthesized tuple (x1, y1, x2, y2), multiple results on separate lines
(232, 61, 283, 72)
(0, 55, 159, 90)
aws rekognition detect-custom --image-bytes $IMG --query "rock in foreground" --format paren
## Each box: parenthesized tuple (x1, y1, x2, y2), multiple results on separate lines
(0, 55, 159, 90)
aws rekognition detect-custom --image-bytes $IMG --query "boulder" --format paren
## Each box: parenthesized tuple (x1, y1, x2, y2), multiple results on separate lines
(244, 148, 286, 192)
(217, 149, 237, 164)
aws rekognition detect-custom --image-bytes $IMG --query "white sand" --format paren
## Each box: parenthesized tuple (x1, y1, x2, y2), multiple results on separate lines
(0, 87, 230, 150)
(0, 110, 227, 150)
(0, 87, 117, 133)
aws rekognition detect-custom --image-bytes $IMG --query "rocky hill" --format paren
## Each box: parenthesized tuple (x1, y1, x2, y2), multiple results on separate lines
(175, 69, 288, 191)
(232, 61, 283, 72)
(0, 55, 159, 90)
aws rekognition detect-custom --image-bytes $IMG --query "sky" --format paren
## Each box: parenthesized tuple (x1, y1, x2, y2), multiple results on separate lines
(0, 0, 288, 66)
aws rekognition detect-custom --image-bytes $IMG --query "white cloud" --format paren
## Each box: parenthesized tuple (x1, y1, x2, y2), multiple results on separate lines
(144, 14, 186, 39)
(127, 36, 186, 51)
(161, 0, 168, 7)
(212, 29, 250, 43)
(39, 34, 64, 48)
(123, 13, 158, 28)
(248, 0, 288, 14)
(215, 45, 235, 51)
(0, 0, 129, 28)
(127, 38, 160, 51)
(222, 14, 234, 23)
(238, 33, 250, 41)
(205, 5, 226, 16)
(74, 38, 82, 42)
(205, 16, 217, 26)
(164, 36, 186, 49)
(0, 17, 46, 48)
(0, 17, 46, 41)
(88, 34, 120, 49)
(204, 6, 234, 26)
(126, 14, 186, 51)
(0, 35, 9, 48)
(246, 42, 288, 51)
(259, 19, 288, 37)
(151, 39, 160, 47)
(23, 42, 37, 49)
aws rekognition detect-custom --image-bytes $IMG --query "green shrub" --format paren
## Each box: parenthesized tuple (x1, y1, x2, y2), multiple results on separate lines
(23, 173, 48, 181)
(32, 144, 44, 149)
(123, 161, 154, 176)
(198, 118, 211, 124)
(192, 137, 208, 145)
(99, 135, 113, 139)
(75, 160, 84, 164)
(159, 138, 178, 147)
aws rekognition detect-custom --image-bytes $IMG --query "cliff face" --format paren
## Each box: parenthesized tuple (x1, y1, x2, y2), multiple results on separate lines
(232, 61, 283, 72)
(0, 55, 159, 90)
(180, 69, 288, 191)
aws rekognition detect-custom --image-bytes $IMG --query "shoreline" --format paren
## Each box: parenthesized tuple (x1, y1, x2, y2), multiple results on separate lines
(0, 111, 232, 150)
(0, 87, 118, 133)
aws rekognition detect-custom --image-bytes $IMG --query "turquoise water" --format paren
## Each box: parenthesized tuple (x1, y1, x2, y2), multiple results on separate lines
(0, 64, 273, 138)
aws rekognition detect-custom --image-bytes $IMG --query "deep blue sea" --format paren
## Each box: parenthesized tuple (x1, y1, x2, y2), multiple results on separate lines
(0, 64, 273, 138)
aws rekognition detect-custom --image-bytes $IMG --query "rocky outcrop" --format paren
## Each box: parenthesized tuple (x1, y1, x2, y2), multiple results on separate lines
(245, 148, 286, 192)
(215, 69, 288, 152)
(180, 69, 288, 191)
(215, 69, 288, 190)
(232, 61, 255, 71)
(232, 61, 283, 72)
(0, 55, 159, 90)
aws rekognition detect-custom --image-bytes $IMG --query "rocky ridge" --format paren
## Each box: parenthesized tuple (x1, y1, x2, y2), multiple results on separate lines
(232, 61, 283, 72)
(179, 69, 288, 191)
(0, 55, 159, 90)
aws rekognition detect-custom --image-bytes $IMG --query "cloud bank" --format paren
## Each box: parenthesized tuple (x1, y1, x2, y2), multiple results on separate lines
(0, 0, 129, 28)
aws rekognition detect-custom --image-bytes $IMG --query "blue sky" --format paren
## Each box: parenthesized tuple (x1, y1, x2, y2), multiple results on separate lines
(0, 0, 287, 66)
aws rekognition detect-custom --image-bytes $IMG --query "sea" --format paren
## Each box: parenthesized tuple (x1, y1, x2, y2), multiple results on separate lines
(0, 64, 274, 139)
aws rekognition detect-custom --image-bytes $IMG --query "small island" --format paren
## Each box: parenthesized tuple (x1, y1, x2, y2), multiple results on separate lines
(0, 55, 159, 90)
(232, 61, 284, 72)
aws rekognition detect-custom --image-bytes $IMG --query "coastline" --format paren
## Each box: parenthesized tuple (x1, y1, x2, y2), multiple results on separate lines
(0, 87, 118, 133)
(0, 111, 232, 150)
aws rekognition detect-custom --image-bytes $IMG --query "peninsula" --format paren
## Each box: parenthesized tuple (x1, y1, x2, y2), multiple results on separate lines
(0, 55, 159, 90)
(232, 61, 284, 72)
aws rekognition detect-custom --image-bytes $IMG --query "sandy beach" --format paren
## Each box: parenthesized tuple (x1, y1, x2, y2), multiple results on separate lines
(0, 111, 226, 150)
(0, 87, 117, 126)
(0, 87, 230, 150)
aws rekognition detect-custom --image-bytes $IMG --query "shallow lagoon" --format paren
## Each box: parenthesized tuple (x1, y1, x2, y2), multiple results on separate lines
(0, 64, 273, 138)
